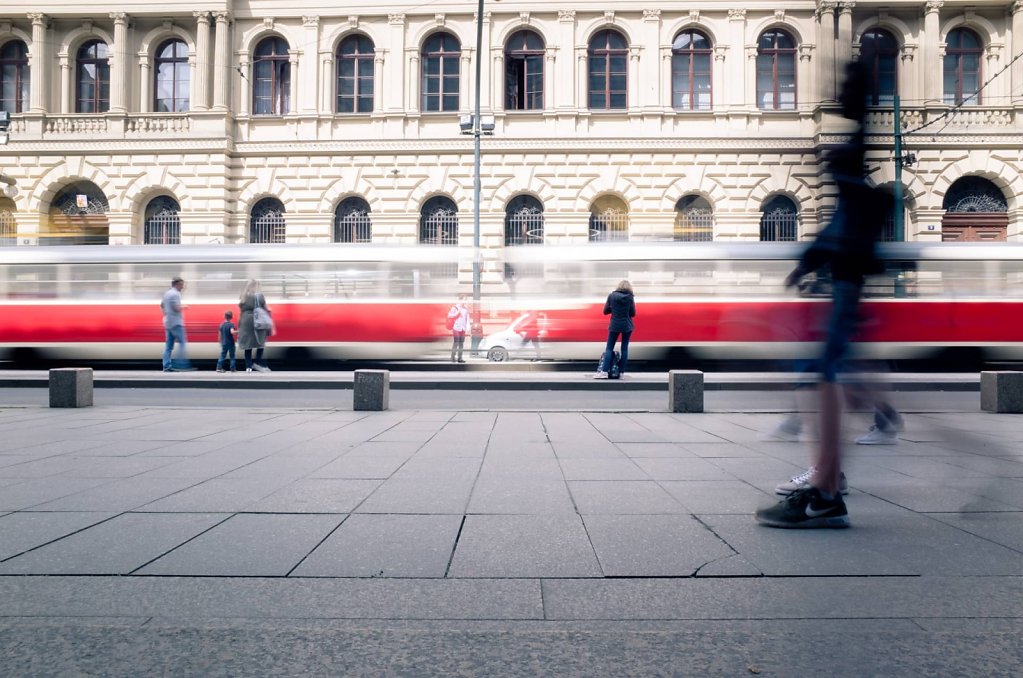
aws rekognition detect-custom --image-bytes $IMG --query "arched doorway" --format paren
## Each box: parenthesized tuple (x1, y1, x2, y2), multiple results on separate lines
(0, 198, 16, 247)
(674, 195, 714, 241)
(759, 195, 798, 241)
(47, 182, 109, 245)
(589, 195, 629, 242)
(941, 177, 1007, 242)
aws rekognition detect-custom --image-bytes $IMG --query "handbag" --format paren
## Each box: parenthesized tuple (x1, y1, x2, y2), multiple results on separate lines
(252, 297, 274, 333)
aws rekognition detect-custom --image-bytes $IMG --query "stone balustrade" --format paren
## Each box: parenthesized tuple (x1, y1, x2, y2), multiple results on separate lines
(44, 116, 109, 134)
(126, 115, 192, 134)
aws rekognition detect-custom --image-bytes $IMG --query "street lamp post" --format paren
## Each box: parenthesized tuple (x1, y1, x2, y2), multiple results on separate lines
(471, 0, 484, 321)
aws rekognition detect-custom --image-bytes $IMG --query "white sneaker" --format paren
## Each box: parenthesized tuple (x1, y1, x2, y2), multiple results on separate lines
(758, 416, 801, 442)
(253, 364, 269, 373)
(855, 426, 898, 445)
(775, 466, 849, 496)
(246, 367, 253, 373)
(592, 371, 608, 379)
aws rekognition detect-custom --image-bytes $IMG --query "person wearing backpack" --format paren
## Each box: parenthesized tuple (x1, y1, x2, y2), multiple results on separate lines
(238, 279, 272, 373)
(595, 280, 636, 379)
(447, 295, 470, 363)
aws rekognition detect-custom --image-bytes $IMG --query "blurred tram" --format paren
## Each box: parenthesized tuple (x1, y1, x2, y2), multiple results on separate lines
(1, 242, 1022, 363)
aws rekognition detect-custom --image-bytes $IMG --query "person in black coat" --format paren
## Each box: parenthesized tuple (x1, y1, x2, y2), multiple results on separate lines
(596, 280, 636, 378)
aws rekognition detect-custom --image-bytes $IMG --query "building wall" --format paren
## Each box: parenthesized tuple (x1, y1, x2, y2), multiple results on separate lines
(1, 1, 1022, 251)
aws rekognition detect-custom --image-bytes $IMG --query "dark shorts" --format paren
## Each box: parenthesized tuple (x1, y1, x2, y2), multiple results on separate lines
(818, 280, 863, 383)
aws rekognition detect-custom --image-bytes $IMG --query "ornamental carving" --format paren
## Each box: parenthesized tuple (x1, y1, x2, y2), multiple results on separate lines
(924, 0, 944, 14)
(558, 10, 576, 22)
(727, 9, 747, 20)
(388, 14, 406, 26)
(643, 9, 662, 22)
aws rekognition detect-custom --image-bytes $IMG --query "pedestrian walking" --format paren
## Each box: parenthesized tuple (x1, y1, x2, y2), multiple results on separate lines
(238, 279, 272, 373)
(447, 295, 470, 363)
(594, 280, 636, 378)
(215, 310, 237, 373)
(518, 310, 543, 361)
(755, 61, 893, 529)
(160, 276, 195, 372)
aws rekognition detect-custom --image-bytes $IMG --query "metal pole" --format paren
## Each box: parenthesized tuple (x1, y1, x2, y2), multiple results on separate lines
(472, 0, 483, 310)
(893, 94, 904, 242)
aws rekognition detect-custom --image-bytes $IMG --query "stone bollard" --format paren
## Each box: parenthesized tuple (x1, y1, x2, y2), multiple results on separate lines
(980, 371, 1023, 413)
(354, 369, 389, 411)
(668, 370, 703, 413)
(49, 368, 94, 408)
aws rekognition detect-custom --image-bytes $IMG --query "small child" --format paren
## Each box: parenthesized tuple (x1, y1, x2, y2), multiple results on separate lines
(216, 310, 237, 373)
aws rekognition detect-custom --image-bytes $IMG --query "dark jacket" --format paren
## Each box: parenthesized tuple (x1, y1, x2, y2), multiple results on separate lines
(603, 289, 636, 333)
(238, 293, 269, 350)
(218, 320, 236, 346)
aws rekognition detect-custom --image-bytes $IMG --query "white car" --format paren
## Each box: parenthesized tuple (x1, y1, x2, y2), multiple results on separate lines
(478, 314, 540, 362)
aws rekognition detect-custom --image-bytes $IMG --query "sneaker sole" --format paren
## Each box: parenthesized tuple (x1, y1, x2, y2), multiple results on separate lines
(775, 486, 850, 497)
(755, 514, 851, 529)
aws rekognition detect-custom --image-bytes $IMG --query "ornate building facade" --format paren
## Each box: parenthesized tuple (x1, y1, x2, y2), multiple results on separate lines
(0, 0, 1022, 263)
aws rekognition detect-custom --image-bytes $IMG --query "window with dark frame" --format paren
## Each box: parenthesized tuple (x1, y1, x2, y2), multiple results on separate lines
(944, 28, 982, 106)
(250, 197, 287, 244)
(337, 34, 374, 114)
(253, 37, 290, 116)
(756, 30, 796, 111)
(505, 30, 544, 111)
(0, 40, 29, 114)
(859, 29, 898, 105)
(674, 195, 714, 241)
(588, 30, 628, 110)
(422, 33, 461, 113)
(143, 196, 181, 245)
(759, 195, 798, 241)
(504, 195, 544, 245)
(76, 40, 110, 113)
(419, 196, 458, 245)
(154, 39, 190, 113)
(671, 30, 712, 111)
(334, 197, 372, 243)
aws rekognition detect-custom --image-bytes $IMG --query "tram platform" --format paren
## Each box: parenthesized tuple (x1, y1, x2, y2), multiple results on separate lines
(0, 368, 982, 391)
(0, 398, 1020, 674)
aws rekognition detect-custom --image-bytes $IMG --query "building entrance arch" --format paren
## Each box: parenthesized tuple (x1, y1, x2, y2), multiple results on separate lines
(47, 182, 110, 245)
(941, 176, 1007, 242)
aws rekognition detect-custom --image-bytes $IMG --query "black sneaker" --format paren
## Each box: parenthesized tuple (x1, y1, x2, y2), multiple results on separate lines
(755, 486, 850, 529)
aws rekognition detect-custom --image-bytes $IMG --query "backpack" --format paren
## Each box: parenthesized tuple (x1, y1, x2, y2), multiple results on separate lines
(445, 312, 456, 331)
(598, 350, 621, 379)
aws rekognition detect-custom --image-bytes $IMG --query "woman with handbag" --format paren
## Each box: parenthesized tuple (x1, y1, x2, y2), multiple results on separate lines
(238, 279, 273, 373)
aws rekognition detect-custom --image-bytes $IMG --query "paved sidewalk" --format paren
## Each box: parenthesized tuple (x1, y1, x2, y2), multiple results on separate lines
(0, 403, 1021, 675)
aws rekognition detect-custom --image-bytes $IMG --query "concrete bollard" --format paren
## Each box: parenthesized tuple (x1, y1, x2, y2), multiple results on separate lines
(668, 370, 703, 413)
(354, 369, 390, 411)
(49, 368, 94, 408)
(980, 371, 1023, 413)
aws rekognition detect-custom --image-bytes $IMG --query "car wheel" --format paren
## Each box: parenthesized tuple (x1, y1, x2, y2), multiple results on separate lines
(487, 347, 508, 362)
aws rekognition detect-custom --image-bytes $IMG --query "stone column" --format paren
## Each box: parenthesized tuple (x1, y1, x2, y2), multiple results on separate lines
(59, 54, 71, 113)
(727, 9, 746, 109)
(28, 13, 49, 113)
(138, 52, 151, 112)
(923, 1, 943, 105)
(661, 46, 673, 108)
(544, 47, 557, 112)
(799, 45, 814, 111)
(491, 48, 504, 112)
(288, 49, 300, 114)
(212, 11, 230, 111)
(627, 46, 641, 112)
(236, 52, 250, 116)
(1012, 2, 1023, 105)
(386, 14, 406, 112)
(641, 10, 660, 109)
(837, 3, 854, 65)
(301, 16, 319, 113)
(459, 48, 472, 112)
(817, 2, 837, 102)
(373, 48, 386, 112)
(109, 13, 130, 113)
(478, 11, 492, 113)
(192, 12, 211, 110)
(576, 46, 588, 110)
(320, 49, 333, 113)
(713, 46, 727, 110)
(557, 10, 576, 110)
(407, 49, 420, 113)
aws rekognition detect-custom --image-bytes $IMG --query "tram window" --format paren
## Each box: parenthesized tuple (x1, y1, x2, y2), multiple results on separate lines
(189, 264, 250, 300)
(7, 265, 58, 298)
(132, 264, 196, 300)
(68, 265, 122, 298)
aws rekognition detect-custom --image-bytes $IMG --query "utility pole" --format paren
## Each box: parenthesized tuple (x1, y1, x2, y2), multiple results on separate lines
(892, 95, 904, 242)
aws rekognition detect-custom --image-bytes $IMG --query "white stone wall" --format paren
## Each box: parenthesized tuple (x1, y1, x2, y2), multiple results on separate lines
(0, 1, 1021, 247)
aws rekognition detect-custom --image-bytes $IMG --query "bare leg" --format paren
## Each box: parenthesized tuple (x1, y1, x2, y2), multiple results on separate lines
(813, 381, 842, 495)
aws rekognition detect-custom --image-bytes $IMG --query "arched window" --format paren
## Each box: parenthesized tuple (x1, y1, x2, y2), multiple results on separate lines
(49, 182, 110, 245)
(337, 34, 374, 114)
(756, 30, 796, 111)
(422, 33, 460, 112)
(505, 30, 544, 111)
(589, 195, 629, 242)
(154, 39, 190, 112)
(760, 195, 798, 241)
(0, 40, 29, 114)
(674, 195, 714, 242)
(859, 29, 898, 105)
(143, 196, 181, 245)
(419, 196, 458, 245)
(671, 30, 712, 111)
(76, 40, 110, 113)
(941, 176, 1008, 241)
(588, 30, 628, 110)
(253, 37, 290, 115)
(334, 197, 372, 243)
(0, 198, 16, 247)
(250, 197, 286, 244)
(944, 28, 982, 106)
(504, 195, 544, 246)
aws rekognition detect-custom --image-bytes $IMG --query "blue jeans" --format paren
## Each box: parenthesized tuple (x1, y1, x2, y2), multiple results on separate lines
(818, 280, 862, 383)
(217, 343, 236, 371)
(162, 325, 191, 370)
(244, 347, 265, 370)
(604, 330, 632, 375)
